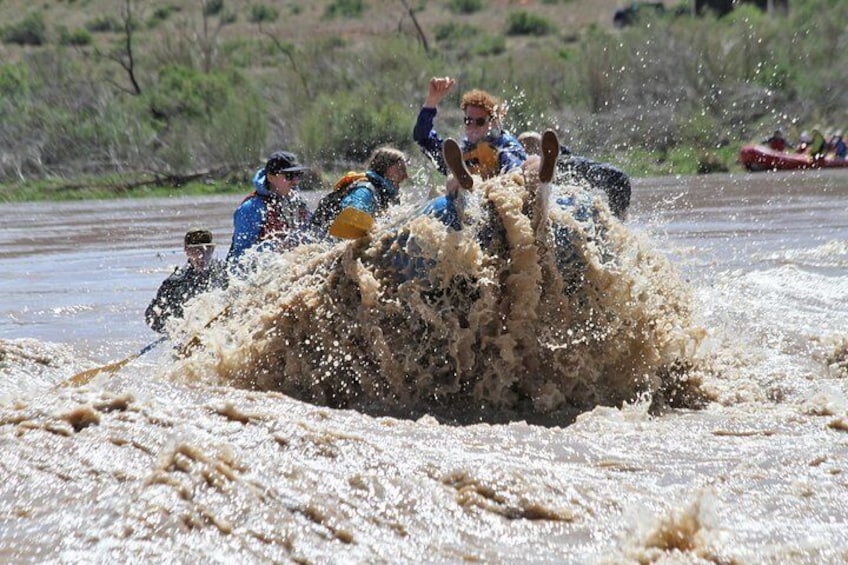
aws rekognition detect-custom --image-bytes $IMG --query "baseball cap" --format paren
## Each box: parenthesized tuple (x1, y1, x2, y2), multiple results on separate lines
(184, 228, 214, 248)
(265, 150, 309, 175)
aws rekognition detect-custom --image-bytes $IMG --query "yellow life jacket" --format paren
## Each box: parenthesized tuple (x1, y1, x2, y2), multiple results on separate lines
(462, 142, 499, 179)
(328, 207, 374, 239)
(333, 171, 368, 191)
(325, 171, 374, 239)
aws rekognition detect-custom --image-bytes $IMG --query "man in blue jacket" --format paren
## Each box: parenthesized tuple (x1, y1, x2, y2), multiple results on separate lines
(227, 150, 312, 265)
(413, 76, 527, 192)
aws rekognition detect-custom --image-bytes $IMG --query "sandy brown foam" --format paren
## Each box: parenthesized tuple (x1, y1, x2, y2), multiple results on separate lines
(169, 173, 709, 424)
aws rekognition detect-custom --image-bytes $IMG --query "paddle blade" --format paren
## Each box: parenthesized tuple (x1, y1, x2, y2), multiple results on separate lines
(64, 353, 139, 387)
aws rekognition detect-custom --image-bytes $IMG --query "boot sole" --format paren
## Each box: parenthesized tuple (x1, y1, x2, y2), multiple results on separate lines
(540, 129, 559, 183)
(443, 138, 474, 190)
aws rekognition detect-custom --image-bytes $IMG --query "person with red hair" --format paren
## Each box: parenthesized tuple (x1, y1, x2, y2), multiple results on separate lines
(412, 77, 531, 190)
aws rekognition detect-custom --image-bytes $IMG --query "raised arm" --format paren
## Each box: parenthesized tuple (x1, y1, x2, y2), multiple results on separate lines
(423, 76, 456, 109)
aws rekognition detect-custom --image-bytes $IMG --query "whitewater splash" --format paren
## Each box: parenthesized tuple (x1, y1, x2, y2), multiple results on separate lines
(168, 171, 708, 423)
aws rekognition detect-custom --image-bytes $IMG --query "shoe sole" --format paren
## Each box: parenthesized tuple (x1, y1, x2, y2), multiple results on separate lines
(540, 129, 559, 183)
(443, 138, 474, 190)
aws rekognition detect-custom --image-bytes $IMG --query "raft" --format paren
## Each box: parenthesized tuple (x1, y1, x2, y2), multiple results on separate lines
(739, 144, 848, 172)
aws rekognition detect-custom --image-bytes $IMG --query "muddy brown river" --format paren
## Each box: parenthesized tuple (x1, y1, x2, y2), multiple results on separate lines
(2, 168, 847, 563)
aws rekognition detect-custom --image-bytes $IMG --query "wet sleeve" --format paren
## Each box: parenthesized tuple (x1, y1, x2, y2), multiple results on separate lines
(422, 195, 462, 232)
(228, 198, 265, 261)
(413, 107, 448, 175)
(145, 272, 181, 333)
(496, 134, 528, 174)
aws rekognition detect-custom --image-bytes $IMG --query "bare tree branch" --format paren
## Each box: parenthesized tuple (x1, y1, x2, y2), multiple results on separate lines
(257, 21, 312, 99)
(92, 0, 143, 95)
(398, 0, 429, 52)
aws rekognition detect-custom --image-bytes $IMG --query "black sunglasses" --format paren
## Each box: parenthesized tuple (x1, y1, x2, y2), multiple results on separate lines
(271, 171, 302, 181)
(464, 116, 489, 127)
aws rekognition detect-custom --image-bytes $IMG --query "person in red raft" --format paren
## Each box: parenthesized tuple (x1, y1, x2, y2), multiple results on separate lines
(762, 129, 792, 152)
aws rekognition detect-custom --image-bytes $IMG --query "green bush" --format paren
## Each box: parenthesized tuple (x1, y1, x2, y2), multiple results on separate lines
(505, 11, 553, 36)
(59, 27, 93, 46)
(204, 0, 225, 17)
(3, 12, 47, 46)
(206, 88, 268, 168)
(148, 5, 182, 28)
(300, 88, 413, 168)
(85, 16, 122, 33)
(250, 5, 279, 24)
(434, 22, 478, 42)
(145, 65, 235, 121)
(472, 34, 505, 56)
(323, 0, 366, 19)
(445, 0, 482, 15)
(0, 63, 32, 98)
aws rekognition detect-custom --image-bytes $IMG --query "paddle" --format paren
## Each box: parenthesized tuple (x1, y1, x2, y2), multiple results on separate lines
(64, 336, 167, 387)
(64, 304, 231, 387)
(176, 304, 231, 358)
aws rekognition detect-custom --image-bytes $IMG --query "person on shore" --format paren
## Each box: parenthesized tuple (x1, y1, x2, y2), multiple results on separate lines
(310, 147, 409, 240)
(412, 77, 530, 192)
(519, 130, 631, 220)
(227, 150, 312, 265)
(145, 228, 227, 333)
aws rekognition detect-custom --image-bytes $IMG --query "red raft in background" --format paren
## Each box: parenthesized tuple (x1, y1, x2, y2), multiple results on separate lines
(739, 144, 848, 172)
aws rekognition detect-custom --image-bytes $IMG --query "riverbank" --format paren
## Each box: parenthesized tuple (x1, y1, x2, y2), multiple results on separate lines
(2, 0, 843, 198)
(1, 142, 746, 203)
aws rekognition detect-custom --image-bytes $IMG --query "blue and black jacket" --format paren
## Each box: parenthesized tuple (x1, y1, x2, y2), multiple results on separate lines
(412, 107, 526, 179)
(227, 169, 311, 262)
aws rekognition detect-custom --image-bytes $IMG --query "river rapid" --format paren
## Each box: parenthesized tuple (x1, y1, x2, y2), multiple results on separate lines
(1, 169, 847, 564)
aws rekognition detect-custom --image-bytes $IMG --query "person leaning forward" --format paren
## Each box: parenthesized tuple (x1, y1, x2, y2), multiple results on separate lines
(227, 150, 312, 265)
(310, 147, 409, 240)
(145, 228, 227, 333)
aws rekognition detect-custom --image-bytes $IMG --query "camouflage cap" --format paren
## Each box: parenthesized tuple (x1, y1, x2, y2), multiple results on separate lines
(184, 228, 214, 247)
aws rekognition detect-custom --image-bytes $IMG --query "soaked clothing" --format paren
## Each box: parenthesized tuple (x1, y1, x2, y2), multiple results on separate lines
(227, 169, 311, 262)
(311, 170, 399, 240)
(145, 260, 227, 333)
(807, 131, 826, 158)
(556, 149, 631, 220)
(421, 193, 463, 232)
(413, 107, 526, 179)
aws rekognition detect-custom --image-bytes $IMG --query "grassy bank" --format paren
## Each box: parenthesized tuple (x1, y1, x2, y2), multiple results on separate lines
(1, 0, 846, 201)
